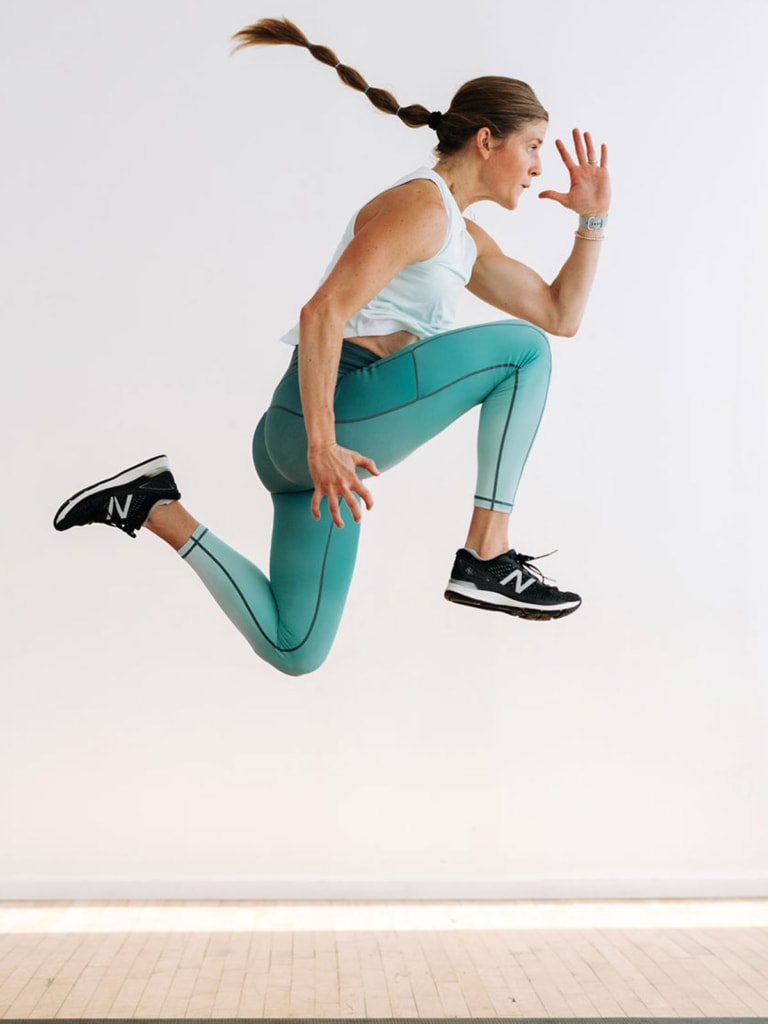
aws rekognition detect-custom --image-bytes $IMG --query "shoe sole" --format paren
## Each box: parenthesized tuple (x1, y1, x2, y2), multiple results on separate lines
(444, 581, 581, 620)
(53, 454, 169, 530)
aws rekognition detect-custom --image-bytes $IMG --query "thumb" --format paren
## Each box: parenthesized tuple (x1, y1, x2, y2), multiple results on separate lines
(538, 190, 569, 203)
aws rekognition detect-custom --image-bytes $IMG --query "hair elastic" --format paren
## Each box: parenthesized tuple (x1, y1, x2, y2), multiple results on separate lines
(427, 110, 443, 130)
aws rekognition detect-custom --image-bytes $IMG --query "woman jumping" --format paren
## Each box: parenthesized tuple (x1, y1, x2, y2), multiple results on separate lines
(53, 17, 611, 676)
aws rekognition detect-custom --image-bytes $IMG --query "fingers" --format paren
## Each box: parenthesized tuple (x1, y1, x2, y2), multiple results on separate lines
(561, 129, 605, 168)
(310, 447, 378, 527)
(585, 130, 598, 164)
(350, 453, 377, 513)
(339, 475, 376, 524)
(311, 487, 347, 528)
(327, 486, 368, 528)
(572, 128, 588, 165)
(311, 480, 374, 528)
(354, 479, 374, 512)
(311, 486, 323, 522)
(328, 493, 345, 529)
(584, 131, 607, 170)
(580, 129, 608, 168)
(554, 137, 575, 170)
(542, 130, 609, 217)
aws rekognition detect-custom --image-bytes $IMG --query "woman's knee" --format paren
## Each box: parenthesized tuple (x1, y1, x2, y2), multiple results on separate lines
(256, 635, 330, 677)
(499, 319, 552, 370)
(275, 648, 328, 677)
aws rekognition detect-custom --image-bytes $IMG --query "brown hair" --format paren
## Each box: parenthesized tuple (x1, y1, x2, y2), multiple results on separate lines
(231, 18, 548, 156)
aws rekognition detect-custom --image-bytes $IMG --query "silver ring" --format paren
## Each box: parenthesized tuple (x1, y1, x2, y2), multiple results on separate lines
(587, 159, 598, 164)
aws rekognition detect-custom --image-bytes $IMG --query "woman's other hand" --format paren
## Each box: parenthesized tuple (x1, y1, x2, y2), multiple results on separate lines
(308, 443, 379, 528)
(539, 128, 611, 217)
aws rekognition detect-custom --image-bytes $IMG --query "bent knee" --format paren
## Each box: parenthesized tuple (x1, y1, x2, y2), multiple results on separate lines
(274, 648, 329, 677)
(501, 320, 552, 367)
(520, 320, 551, 350)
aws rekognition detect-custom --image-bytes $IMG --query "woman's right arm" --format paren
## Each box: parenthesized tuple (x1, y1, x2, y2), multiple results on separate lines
(298, 180, 448, 528)
(299, 300, 377, 528)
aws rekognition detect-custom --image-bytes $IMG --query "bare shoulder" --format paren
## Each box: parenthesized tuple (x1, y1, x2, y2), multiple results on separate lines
(355, 178, 448, 238)
(464, 217, 503, 256)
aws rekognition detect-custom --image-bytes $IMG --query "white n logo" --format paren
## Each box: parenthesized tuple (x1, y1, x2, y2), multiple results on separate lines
(499, 569, 536, 594)
(107, 494, 133, 521)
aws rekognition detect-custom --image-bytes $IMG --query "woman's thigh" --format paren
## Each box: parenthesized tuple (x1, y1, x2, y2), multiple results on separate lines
(257, 319, 550, 490)
(334, 319, 550, 471)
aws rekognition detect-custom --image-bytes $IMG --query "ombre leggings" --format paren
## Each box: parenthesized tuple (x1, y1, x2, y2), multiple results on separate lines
(179, 320, 551, 675)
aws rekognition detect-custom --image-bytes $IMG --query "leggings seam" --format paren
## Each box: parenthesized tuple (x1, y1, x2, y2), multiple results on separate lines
(490, 367, 519, 505)
(370, 319, 543, 367)
(474, 495, 514, 509)
(192, 526, 334, 654)
(343, 363, 522, 422)
(512, 361, 552, 493)
(268, 363, 523, 426)
(411, 349, 421, 399)
(180, 526, 209, 560)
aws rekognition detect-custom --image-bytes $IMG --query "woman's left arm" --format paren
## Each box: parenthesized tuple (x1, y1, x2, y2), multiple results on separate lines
(466, 129, 611, 337)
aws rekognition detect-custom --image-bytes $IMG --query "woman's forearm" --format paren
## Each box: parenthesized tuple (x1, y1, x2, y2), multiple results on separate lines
(549, 226, 606, 337)
(297, 304, 345, 451)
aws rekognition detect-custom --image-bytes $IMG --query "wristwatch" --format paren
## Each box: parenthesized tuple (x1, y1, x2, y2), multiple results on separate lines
(579, 214, 609, 231)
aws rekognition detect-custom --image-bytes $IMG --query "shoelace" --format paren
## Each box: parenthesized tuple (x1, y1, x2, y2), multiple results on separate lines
(104, 516, 138, 536)
(105, 519, 137, 535)
(515, 549, 558, 586)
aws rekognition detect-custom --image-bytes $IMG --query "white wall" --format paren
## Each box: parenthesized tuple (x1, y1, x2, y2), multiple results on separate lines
(1, 0, 766, 899)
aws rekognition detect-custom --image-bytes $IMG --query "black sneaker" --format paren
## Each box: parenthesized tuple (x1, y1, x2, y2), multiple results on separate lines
(444, 547, 581, 620)
(53, 454, 181, 538)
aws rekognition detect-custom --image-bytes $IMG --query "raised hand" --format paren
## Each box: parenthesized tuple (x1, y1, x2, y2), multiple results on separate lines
(539, 129, 611, 217)
(308, 442, 379, 528)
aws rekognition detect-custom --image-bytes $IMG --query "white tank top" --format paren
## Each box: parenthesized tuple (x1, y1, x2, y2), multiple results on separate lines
(281, 166, 477, 346)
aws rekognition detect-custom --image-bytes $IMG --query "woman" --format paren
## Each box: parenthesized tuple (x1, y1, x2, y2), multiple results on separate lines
(53, 17, 611, 676)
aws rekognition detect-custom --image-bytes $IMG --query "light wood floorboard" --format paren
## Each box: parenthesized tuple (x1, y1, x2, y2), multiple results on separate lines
(1, 899, 767, 1018)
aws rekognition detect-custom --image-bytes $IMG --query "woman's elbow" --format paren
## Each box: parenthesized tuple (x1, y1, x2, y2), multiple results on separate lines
(548, 307, 582, 338)
(531, 312, 580, 339)
(299, 296, 346, 336)
(554, 319, 581, 338)
(298, 299, 321, 334)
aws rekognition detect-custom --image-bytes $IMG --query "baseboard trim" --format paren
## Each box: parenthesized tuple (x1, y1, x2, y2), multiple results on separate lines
(2, 876, 768, 900)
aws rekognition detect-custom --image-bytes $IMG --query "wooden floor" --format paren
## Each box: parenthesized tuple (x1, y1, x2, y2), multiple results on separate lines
(1, 899, 768, 1019)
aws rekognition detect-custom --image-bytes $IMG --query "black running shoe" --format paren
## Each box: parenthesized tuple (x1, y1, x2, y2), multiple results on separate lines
(53, 455, 181, 538)
(444, 547, 581, 620)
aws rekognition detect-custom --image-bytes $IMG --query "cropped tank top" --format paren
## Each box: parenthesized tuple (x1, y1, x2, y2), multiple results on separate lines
(281, 166, 477, 346)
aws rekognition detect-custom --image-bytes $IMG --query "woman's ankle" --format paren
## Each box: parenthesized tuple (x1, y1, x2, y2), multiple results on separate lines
(144, 500, 199, 550)
(464, 508, 510, 560)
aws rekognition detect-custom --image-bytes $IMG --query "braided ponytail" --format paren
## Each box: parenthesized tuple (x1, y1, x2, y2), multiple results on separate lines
(231, 18, 548, 155)
(231, 17, 432, 129)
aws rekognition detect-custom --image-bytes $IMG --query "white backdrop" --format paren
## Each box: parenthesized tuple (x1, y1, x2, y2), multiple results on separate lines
(1, 0, 767, 898)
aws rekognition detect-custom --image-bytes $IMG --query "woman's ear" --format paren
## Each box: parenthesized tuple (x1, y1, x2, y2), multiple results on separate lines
(475, 126, 493, 159)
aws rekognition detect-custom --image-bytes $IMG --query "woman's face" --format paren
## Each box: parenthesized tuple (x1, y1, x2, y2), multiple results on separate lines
(486, 119, 548, 209)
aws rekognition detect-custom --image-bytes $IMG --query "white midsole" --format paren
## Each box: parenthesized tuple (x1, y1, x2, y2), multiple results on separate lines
(55, 455, 169, 523)
(445, 579, 580, 611)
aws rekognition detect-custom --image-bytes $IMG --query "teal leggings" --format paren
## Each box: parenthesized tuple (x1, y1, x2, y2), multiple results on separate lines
(179, 320, 551, 675)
